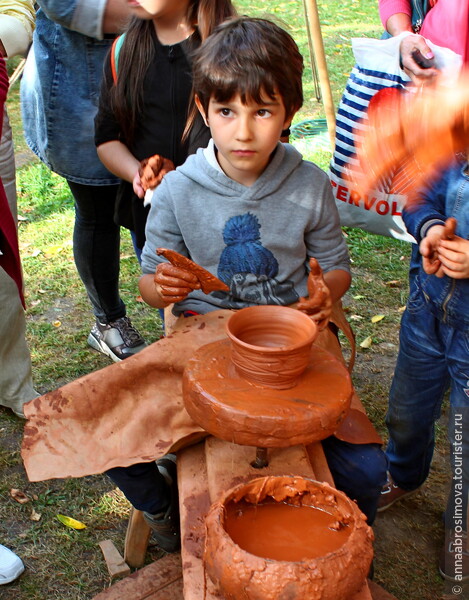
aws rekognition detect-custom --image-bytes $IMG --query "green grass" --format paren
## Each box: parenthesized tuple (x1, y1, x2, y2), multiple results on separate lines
(0, 2, 452, 599)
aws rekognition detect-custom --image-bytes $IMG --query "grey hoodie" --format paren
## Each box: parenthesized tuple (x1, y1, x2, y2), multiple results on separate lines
(142, 141, 350, 315)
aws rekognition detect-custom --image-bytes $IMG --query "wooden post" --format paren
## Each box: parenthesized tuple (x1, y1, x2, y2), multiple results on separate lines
(303, 0, 336, 148)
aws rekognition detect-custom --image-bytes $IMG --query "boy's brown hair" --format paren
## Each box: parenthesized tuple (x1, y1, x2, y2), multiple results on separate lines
(192, 16, 304, 121)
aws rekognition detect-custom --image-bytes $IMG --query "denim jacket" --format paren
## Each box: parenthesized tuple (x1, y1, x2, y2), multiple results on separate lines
(20, 0, 120, 184)
(404, 161, 469, 331)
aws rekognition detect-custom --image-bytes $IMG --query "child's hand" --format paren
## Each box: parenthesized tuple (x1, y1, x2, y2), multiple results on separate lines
(296, 258, 332, 330)
(133, 171, 145, 199)
(420, 218, 457, 277)
(437, 236, 469, 279)
(420, 224, 445, 275)
(154, 262, 200, 304)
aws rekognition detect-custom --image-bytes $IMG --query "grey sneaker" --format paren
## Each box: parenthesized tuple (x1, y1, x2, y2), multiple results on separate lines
(143, 454, 180, 553)
(87, 316, 146, 362)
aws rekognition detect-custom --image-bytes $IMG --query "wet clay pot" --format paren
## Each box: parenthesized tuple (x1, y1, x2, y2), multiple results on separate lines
(183, 338, 352, 448)
(226, 306, 318, 390)
(204, 476, 373, 600)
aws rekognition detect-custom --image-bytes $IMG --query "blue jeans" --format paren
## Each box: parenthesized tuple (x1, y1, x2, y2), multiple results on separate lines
(386, 298, 469, 529)
(322, 437, 388, 525)
(106, 462, 170, 514)
(68, 181, 126, 324)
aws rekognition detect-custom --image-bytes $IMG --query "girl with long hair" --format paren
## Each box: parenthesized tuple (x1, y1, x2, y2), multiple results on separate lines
(95, 0, 237, 257)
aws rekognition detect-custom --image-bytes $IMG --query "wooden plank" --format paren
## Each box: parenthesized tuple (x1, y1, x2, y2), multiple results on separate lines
(205, 438, 316, 503)
(92, 554, 183, 600)
(124, 508, 152, 568)
(98, 539, 131, 580)
(178, 441, 222, 600)
(368, 580, 400, 600)
(352, 580, 373, 600)
(306, 442, 335, 486)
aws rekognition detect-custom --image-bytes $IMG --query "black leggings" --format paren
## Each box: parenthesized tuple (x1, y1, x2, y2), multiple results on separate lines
(68, 181, 126, 323)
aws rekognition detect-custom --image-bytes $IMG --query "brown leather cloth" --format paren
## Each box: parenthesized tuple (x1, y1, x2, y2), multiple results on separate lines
(21, 305, 382, 482)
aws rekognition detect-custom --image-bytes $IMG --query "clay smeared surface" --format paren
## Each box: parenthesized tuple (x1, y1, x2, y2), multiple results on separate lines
(183, 340, 352, 447)
(204, 476, 373, 600)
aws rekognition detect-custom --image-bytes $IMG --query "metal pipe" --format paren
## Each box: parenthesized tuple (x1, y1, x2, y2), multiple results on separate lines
(251, 447, 269, 469)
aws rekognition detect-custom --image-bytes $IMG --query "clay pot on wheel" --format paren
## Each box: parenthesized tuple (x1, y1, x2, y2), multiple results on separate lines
(204, 476, 373, 600)
(226, 305, 318, 390)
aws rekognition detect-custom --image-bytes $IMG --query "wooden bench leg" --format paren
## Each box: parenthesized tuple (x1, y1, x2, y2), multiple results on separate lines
(124, 508, 152, 568)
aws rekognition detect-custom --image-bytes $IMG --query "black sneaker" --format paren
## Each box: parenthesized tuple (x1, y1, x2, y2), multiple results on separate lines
(143, 454, 180, 553)
(87, 316, 146, 362)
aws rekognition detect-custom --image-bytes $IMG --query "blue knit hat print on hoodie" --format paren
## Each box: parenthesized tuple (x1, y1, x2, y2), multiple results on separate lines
(218, 213, 279, 284)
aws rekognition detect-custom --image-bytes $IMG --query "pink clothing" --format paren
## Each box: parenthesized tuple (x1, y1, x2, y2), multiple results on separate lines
(379, 0, 411, 27)
(379, 0, 469, 63)
(420, 0, 469, 63)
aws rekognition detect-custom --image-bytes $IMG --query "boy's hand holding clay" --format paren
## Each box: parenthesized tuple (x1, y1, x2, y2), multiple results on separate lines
(154, 263, 200, 304)
(296, 258, 332, 330)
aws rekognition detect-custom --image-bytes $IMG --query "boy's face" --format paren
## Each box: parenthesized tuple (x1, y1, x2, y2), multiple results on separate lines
(196, 91, 291, 187)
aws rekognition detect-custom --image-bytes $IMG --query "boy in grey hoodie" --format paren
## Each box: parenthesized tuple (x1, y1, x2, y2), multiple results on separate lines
(140, 17, 351, 321)
(107, 17, 387, 552)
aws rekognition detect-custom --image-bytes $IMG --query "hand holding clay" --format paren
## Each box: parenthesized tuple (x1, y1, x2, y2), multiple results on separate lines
(420, 217, 457, 277)
(436, 218, 469, 279)
(135, 154, 175, 204)
(296, 258, 332, 330)
(154, 262, 200, 304)
(157, 248, 229, 294)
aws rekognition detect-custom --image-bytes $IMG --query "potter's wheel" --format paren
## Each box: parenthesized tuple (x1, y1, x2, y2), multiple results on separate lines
(183, 339, 352, 448)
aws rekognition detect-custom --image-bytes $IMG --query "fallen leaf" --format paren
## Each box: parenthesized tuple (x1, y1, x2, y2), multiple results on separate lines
(56, 514, 87, 530)
(398, 306, 406, 313)
(46, 245, 64, 255)
(10, 489, 30, 504)
(353, 295, 365, 300)
(371, 314, 385, 323)
(38, 289, 47, 294)
(17, 214, 28, 221)
(359, 336, 373, 349)
(52, 320, 62, 328)
(30, 508, 42, 522)
(350, 314, 363, 321)
(385, 280, 401, 287)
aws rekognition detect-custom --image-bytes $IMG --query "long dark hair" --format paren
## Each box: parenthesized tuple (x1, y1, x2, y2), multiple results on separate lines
(110, 0, 237, 146)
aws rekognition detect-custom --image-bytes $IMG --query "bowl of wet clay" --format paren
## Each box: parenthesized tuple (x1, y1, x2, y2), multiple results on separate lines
(226, 305, 318, 390)
(204, 476, 373, 600)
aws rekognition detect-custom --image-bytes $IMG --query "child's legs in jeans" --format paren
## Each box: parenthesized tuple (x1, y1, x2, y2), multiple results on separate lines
(106, 462, 170, 514)
(322, 437, 388, 525)
(386, 305, 449, 491)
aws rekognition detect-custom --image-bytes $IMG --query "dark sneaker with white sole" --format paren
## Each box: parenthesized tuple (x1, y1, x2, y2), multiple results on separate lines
(87, 316, 146, 362)
(143, 454, 180, 553)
